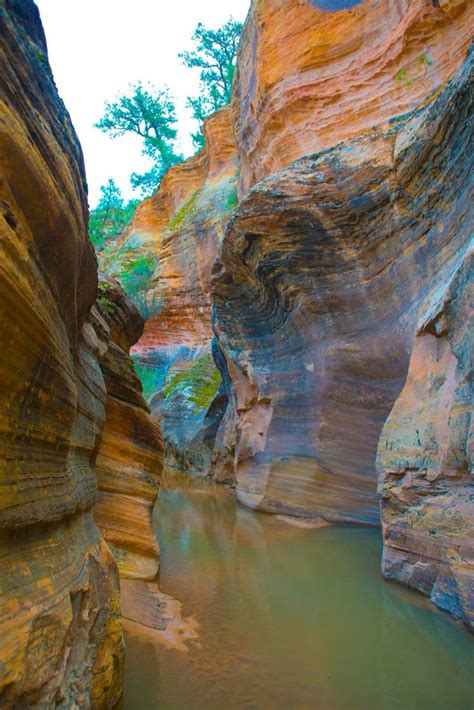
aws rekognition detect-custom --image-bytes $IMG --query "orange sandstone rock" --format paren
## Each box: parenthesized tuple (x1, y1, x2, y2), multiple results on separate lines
(211, 24, 472, 526)
(94, 281, 163, 581)
(0, 1, 124, 705)
(130, 107, 238, 352)
(234, 0, 473, 193)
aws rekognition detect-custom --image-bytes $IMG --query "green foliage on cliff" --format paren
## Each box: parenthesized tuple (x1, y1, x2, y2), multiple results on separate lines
(394, 53, 435, 92)
(163, 353, 221, 413)
(89, 179, 139, 250)
(96, 282, 115, 316)
(226, 184, 238, 211)
(98, 231, 163, 319)
(119, 253, 155, 302)
(167, 177, 239, 233)
(94, 18, 242, 195)
(168, 190, 200, 229)
(180, 18, 243, 151)
(131, 357, 163, 401)
(96, 83, 183, 196)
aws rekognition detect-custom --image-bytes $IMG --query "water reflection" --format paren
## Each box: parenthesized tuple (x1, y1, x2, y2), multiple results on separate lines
(123, 474, 474, 710)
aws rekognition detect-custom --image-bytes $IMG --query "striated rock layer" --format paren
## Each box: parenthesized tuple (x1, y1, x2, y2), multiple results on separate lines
(377, 246, 473, 630)
(211, 31, 472, 524)
(0, 1, 125, 705)
(114, 108, 238, 473)
(94, 280, 163, 581)
(234, 0, 473, 193)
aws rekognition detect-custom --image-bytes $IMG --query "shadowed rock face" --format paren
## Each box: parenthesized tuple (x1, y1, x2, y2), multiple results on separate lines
(94, 281, 163, 581)
(377, 247, 473, 630)
(0, 1, 125, 705)
(211, 47, 472, 523)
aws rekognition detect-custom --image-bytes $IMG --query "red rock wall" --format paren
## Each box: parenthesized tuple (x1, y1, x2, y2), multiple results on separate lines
(124, 107, 237, 352)
(234, 0, 473, 193)
(0, 1, 125, 705)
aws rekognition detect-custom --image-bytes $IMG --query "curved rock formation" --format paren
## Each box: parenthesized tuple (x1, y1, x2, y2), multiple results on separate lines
(377, 246, 473, 629)
(94, 280, 163, 581)
(111, 108, 238, 473)
(234, 0, 473, 193)
(211, 28, 472, 523)
(0, 1, 124, 705)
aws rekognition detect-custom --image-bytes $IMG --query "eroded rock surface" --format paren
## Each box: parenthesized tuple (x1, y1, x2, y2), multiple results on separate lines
(0, 1, 125, 705)
(234, 0, 473, 192)
(109, 108, 238, 473)
(94, 280, 163, 581)
(211, 45, 472, 523)
(377, 247, 473, 629)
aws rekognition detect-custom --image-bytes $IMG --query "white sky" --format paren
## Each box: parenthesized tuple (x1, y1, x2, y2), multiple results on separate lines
(34, 0, 251, 207)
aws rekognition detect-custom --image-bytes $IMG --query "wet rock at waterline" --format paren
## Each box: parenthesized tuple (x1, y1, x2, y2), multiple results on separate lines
(378, 247, 474, 630)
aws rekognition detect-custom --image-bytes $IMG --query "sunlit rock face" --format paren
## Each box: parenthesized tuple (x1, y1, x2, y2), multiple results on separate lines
(377, 247, 473, 630)
(234, 0, 473, 194)
(94, 280, 163, 581)
(211, 22, 472, 523)
(123, 108, 238, 473)
(0, 1, 124, 705)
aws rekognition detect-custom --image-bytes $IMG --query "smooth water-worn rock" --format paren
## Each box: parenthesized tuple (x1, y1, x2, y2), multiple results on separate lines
(377, 246, 473, 629)
(110, 108, 238, 473)
(211, 46, 472, 524)
(0, 1, 124, 705)
(94, 280, 163, 581)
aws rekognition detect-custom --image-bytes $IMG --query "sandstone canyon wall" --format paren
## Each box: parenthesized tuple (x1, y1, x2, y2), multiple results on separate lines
(377, 246, 473, 630)
(0, 2, 124, 704)
(0, 1, 163, 705)
(234, 0, 471, 193)
(104, 108, 238, 474)
(94, 280, 163, 581)
(210, 0, 472, 523)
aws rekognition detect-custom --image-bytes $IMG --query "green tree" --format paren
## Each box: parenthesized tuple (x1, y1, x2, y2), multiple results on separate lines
(96, 82, 182, 196)
(89, 179, 139, 250)
(97, 178, 123, 211)
(180, 18, 243, 151)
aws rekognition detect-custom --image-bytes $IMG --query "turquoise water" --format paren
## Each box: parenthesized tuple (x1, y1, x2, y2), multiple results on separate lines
(123, 475, 474, 709)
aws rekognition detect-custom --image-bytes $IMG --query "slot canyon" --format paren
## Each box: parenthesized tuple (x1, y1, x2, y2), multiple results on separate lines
(0, 0, 472, 708)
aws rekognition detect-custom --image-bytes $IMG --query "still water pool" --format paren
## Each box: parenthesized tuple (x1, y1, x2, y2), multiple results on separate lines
(123, 475, 474, 709)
